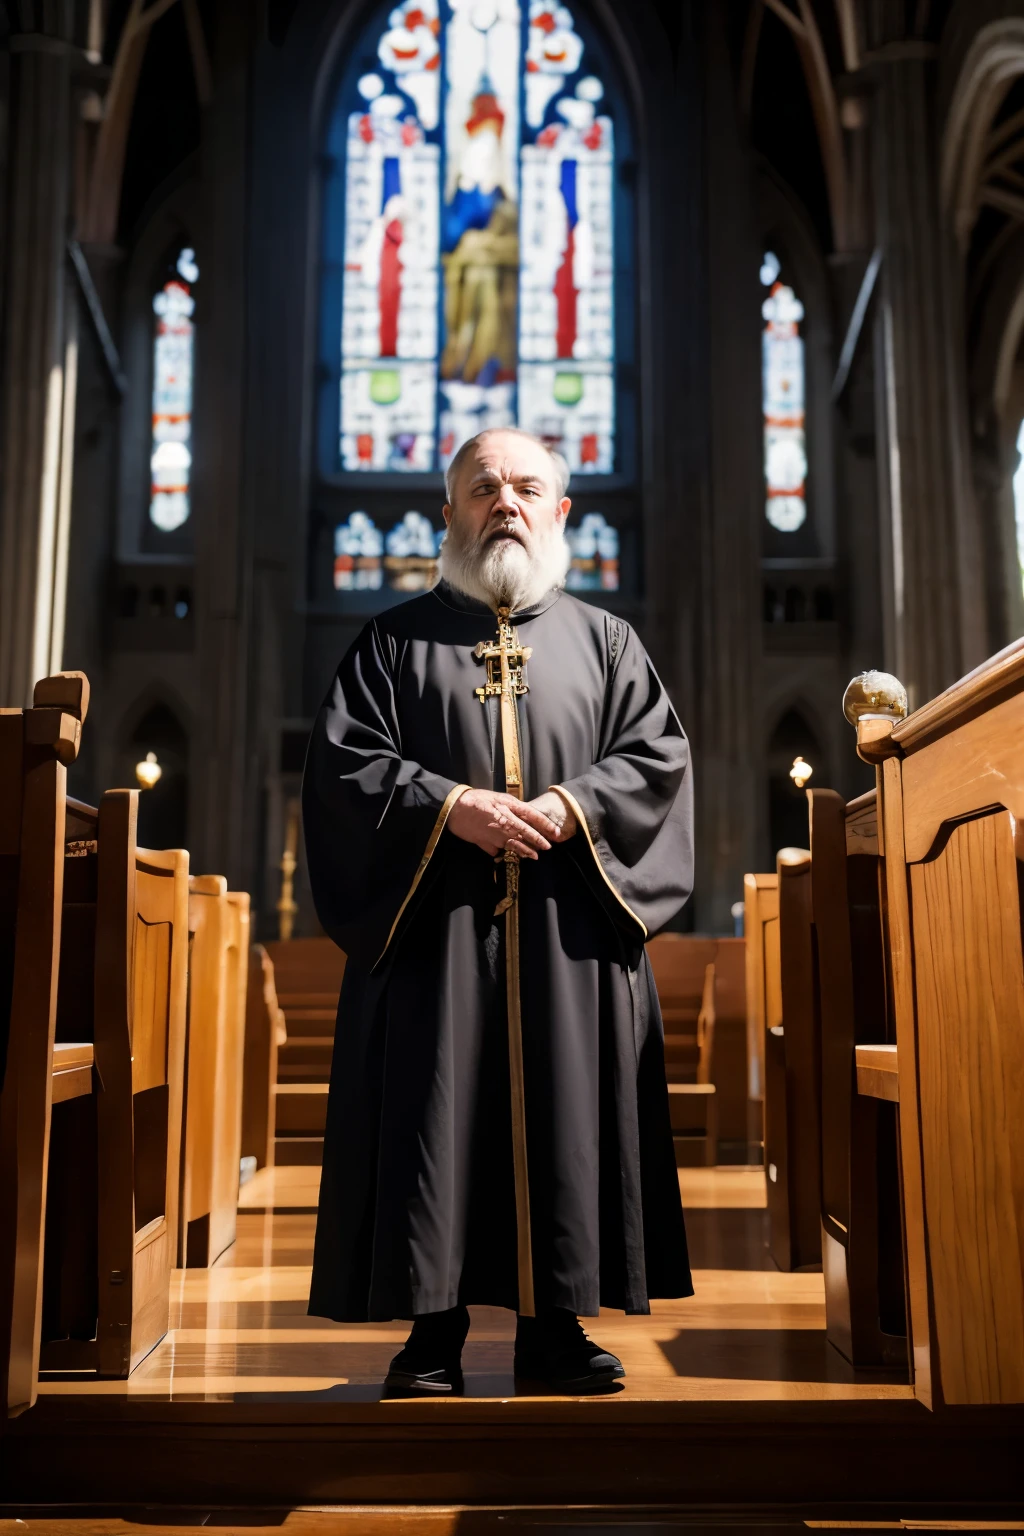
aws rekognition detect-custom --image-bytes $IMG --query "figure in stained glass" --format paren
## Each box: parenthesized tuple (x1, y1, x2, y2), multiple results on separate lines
(150, 247, 199, 532)
(761, 250, 807, 532)
(334, 511, 385, 589)
(565, 510, 618, 590)
(334, 0, 618, 475)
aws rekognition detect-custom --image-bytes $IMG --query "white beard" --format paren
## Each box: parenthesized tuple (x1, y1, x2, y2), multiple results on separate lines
(437, 515, 571, 611)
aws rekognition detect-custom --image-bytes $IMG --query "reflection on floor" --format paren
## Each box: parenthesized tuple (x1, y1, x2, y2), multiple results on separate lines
(38, 1167, 912, 1404)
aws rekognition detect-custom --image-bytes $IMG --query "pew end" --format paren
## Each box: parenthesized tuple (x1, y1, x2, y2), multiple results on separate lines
(0, 674, 92, 1417)
(241, 944, 285, 1172)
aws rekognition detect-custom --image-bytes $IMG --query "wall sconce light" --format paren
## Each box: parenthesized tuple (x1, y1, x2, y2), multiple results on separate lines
(789, 755, 813, 789)
(135, 751, 162, 790)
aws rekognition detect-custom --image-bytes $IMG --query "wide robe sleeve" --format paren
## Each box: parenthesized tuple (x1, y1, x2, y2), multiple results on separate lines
(302, 619, 468, 968)
(551, 621, 693, 941)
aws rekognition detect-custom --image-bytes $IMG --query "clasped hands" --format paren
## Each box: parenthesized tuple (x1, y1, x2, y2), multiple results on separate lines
(448, 787, 577, 861)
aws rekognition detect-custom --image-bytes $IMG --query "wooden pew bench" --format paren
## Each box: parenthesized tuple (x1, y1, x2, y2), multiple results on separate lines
(240, 943, 286, 1173)
(808, 785, 906, 1368)
(661, 960, 717, 1166)
(0, 672, 90, 1417)
(263, 937, 346, 1167)
(180, 878, 250, 1267)
(40, 791, 189, 1379)
(848, 641, 1024, 1407)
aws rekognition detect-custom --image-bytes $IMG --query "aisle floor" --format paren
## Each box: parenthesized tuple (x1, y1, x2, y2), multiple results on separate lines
(38, 1168, 912, 1405)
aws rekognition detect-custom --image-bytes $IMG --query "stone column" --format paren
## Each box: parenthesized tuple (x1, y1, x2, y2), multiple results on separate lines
(870, 48, 987, 709)
(191, 5, 257, 887)
(0, 30, 81, 706)
(693, 5, 763, 931)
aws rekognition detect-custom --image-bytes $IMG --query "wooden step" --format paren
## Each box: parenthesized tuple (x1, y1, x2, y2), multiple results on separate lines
(274, 1082, 328, 1136)
(279, 1035, 333, 1066)
(273, 1135, 325, 1166)
(277, 995, 339, 1012)
(281, 1008, 337, 1036)
(277, 1062, 331, 1084)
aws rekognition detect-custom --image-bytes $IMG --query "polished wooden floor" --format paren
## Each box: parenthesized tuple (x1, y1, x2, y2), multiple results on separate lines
(8, 1168, 1022, 1515)
(36, 1166, 911, 1405)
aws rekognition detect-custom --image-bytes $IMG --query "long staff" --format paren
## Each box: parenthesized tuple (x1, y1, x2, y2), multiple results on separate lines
(476, 606, 535, 1316)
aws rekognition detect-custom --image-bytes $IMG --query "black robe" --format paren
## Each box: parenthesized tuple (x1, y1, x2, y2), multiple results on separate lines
(304, 581, 693, 1321)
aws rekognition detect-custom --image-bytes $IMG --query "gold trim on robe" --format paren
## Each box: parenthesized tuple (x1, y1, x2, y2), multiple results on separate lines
(548, 785, 649, 939)
(374, 783, 471, 968)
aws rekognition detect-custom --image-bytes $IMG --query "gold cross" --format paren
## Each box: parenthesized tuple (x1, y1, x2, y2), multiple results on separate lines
(473, 606, 532, 793)
(473, 608, 532, 706)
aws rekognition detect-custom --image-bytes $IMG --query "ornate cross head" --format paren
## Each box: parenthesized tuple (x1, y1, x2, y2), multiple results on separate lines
(473, 607, 533, 703)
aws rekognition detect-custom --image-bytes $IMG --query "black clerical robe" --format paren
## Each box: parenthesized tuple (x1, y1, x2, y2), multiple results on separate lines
(304, 581, 693, 1321)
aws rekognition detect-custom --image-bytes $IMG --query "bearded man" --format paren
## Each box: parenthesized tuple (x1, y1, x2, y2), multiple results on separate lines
(304, 428, 693, 1394)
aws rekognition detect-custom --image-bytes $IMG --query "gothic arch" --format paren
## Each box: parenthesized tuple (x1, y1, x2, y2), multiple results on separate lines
(940, 15, 1024, 251)
(763, 700, 825, 862)
(113, 687, 193, 852)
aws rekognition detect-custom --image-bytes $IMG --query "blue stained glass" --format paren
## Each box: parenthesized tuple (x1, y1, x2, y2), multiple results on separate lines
(336, 0, 616, 476)
(565, 510, 618, 591)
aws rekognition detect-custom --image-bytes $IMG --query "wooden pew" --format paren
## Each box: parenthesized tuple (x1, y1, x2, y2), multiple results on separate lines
(671, 966, 717, 1166)
(0, 672, 89, 1417)
(643, 934, 748, 1161)
(180, 879, 250, 1267)
(808, 787, 907, 1368)
(743, 873, 780, 1166)
(647, 938, 719, 1164)
(241, 943, 285, 1172)
(40, 790, 189, 1377)
(763, 847, 822, 1272)
(847, 645, 1024, 1406)
(264, 937, 346, 1166)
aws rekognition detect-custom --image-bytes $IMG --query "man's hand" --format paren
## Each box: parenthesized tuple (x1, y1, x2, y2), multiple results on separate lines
(448, 788, 563, 860)
(525, 789, 577, 841)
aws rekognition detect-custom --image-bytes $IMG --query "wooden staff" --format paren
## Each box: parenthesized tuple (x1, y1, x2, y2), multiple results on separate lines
(474, 606, 535, 1316)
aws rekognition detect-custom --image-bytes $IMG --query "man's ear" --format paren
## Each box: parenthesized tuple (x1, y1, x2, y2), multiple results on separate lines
(556, 497, 571, 526)
(442, 503, 453, 527)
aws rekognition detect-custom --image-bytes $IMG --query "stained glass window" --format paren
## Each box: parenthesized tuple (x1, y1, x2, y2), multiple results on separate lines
(333, 507, 617, 591)
(149, 248, 199, 532)
(761, 250, 807, 533)
(1012, 420, 1024, 600)
(565, 511, 618, 590)
(336, 0, 616, 476)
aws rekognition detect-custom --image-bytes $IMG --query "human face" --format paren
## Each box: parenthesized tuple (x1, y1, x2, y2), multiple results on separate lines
(442, 431, 571, 555)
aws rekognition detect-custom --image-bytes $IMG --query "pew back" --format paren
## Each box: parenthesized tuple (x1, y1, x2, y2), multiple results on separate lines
(0, 674, 88, 1417)
(768, 847, 821, 1271)
(809, 788, 906, 1367)
(241, 944, 285, 1171)
(879, 640, 1024, 1406)
(743, 873, 780, 1159)
(94, 795, 189, 1375)
(182, 879, 249, 1267)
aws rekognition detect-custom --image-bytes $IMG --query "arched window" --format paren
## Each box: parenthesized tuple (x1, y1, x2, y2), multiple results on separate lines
(149, 246, 199, 533)
(326, 0, 618, 479)
(760, 250, 807, 533)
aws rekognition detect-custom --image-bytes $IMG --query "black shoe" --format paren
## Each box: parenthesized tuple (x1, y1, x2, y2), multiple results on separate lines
(384, 1305, 470, 1396)
(513, 1309, 626, 1392)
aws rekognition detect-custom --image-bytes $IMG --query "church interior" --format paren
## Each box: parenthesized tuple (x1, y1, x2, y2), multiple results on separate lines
(2, 0, 1024, 1527)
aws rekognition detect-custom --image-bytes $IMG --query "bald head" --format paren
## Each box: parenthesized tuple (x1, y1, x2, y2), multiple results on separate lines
(444, 428, 570, 506)
(438, 427, 573, 611)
